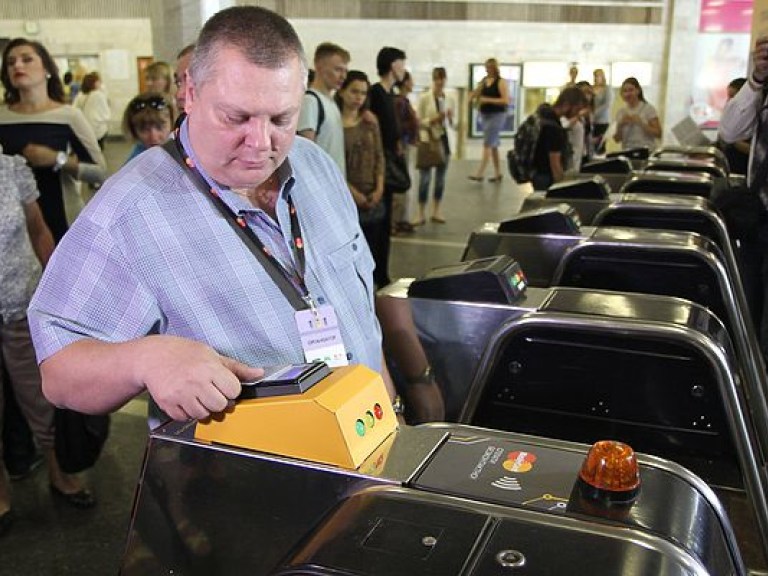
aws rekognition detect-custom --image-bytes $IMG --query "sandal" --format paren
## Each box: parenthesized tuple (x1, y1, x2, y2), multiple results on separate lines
(488, 175, 503, 183)
(468, 175, 483, 182)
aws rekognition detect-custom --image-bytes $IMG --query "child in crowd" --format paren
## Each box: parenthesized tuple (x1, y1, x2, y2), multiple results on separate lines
(122, 92, 174, 165)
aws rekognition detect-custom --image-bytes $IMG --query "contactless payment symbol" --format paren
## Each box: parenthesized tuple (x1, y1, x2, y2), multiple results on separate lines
(502, 451, 537, 473)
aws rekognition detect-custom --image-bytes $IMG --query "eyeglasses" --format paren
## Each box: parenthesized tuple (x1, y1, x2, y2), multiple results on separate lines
(129, 96, 169, 112)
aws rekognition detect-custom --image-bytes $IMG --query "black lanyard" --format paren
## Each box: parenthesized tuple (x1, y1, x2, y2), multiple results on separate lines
(163, 136, 311, 311)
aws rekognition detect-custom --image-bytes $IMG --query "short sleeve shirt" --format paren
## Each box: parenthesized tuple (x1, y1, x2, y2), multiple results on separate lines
(616, 102, 659, 150)
(0, 153, 41, 320)
(297, 89, 346, 175)
(28, 133, 381, 375)
(533, 105, 566, 177)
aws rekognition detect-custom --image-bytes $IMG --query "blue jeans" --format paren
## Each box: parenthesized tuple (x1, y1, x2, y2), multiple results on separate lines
(418, 156, 450, 205)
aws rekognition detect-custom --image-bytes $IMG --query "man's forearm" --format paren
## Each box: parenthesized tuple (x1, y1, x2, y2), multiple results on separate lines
(40, 339, 147, 414)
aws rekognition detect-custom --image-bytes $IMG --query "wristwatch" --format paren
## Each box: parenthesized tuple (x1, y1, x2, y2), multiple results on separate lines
(52, 151, 67, 172)
(392, 395, 406, 415)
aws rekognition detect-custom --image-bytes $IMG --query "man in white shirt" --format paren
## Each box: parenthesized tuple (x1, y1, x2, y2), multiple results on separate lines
(719, 35, 768, 362)
(297, 42, 349, 174)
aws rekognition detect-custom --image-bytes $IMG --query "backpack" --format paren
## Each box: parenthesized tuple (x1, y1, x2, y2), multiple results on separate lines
(507, 112, 543, 184)
(302, 90, 325, 136)
(507, 108, 571, 184)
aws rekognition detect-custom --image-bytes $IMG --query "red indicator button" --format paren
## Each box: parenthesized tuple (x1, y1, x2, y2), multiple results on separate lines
(373, 403, 383, 419)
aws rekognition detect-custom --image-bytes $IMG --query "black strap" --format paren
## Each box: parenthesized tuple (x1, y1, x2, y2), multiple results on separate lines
(304, 90, 325, 136)
(162, 138, 310, 311)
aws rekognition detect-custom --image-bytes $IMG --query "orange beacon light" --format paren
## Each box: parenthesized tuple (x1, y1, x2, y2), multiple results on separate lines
(577, 440, 641, 503)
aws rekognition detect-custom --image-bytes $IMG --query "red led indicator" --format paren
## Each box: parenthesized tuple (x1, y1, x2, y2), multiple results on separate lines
(373, 403, 383, 419)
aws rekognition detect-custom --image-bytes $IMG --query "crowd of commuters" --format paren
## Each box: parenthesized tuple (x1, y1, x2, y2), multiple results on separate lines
(2, 2, 763, 549)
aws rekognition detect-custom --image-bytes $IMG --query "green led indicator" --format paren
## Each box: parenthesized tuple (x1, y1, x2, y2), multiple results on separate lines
(355, 419, 366, 437)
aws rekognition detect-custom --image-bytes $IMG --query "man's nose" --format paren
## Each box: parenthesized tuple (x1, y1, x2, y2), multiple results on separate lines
(244, 117, 271, 149)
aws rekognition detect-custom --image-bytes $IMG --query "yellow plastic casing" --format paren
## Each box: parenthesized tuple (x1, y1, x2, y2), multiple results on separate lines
(194, 364, 398, 469)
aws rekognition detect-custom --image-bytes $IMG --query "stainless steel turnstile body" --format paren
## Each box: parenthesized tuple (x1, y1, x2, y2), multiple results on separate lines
(120, 421, 744, 575)
(378, 281, 768, 565)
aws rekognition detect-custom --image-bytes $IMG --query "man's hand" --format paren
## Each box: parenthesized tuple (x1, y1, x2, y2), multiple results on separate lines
(136, 335, 264, 421)
(753, 36, 768, 84)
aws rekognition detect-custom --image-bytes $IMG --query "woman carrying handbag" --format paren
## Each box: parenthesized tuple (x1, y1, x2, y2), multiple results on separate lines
(415, 67, 454, 225)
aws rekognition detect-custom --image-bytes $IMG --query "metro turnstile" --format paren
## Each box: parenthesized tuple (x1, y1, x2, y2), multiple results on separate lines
(379, 280, 768, 564)
(463, 218, 768, 454)
(521, 177, 725, 238)
(652, 145, 731, 175)
(120, 421, 745, 575)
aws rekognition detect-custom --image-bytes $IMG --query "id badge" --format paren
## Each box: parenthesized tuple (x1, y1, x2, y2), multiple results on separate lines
(295, 304, 349, 367)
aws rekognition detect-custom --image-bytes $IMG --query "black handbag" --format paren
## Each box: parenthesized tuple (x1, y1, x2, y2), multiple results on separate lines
(384, 149, 411, 193)
(54, 409, 110, 474)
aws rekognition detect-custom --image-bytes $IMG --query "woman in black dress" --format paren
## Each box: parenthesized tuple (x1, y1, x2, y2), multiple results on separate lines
(0, 38, 106, 243)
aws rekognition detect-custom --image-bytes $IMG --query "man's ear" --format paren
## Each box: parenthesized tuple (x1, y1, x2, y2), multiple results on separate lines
(184, 72, 194, 113)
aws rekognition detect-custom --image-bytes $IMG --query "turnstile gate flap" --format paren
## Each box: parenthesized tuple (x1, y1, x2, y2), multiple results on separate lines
(542, 286, 725, 333)
(274, 490, 715, 576)
(607, 147, 651, 161)
(545, 176, 611, 200)
(498, 204, 581, 235)
(520, 192, 611, 227)
(555, 238, 728, 326)
(653, 145, 730, 174)
(646, 158, 728, 179)
(587, 224, 715, 248)
(594, 194, 726, 247)
(620, 172, 716, 197)
(581, 157, 633, 174)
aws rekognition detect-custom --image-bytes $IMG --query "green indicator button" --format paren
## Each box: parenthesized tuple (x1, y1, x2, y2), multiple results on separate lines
(355, 419, 366, 437)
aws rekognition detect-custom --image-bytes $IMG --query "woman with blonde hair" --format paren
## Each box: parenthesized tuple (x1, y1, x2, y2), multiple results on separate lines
(143, 61, 175, 121)
(591, 68, 612, 153)
(469, 58, 508, 183)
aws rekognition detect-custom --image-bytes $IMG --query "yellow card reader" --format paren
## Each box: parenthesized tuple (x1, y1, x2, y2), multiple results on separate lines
(195, 364, 398, 469)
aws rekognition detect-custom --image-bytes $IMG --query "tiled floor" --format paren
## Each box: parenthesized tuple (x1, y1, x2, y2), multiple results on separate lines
(0, 138, 532, 575)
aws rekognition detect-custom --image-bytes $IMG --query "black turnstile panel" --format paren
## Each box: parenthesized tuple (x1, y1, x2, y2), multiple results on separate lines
(581, 157, 633, 174)
(595, 207, 722, 245)
(646, 158, 728, 179)
(620, 172, 720, 198)
(556, 244, 728, 329)
(468, 325, 740, 488)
